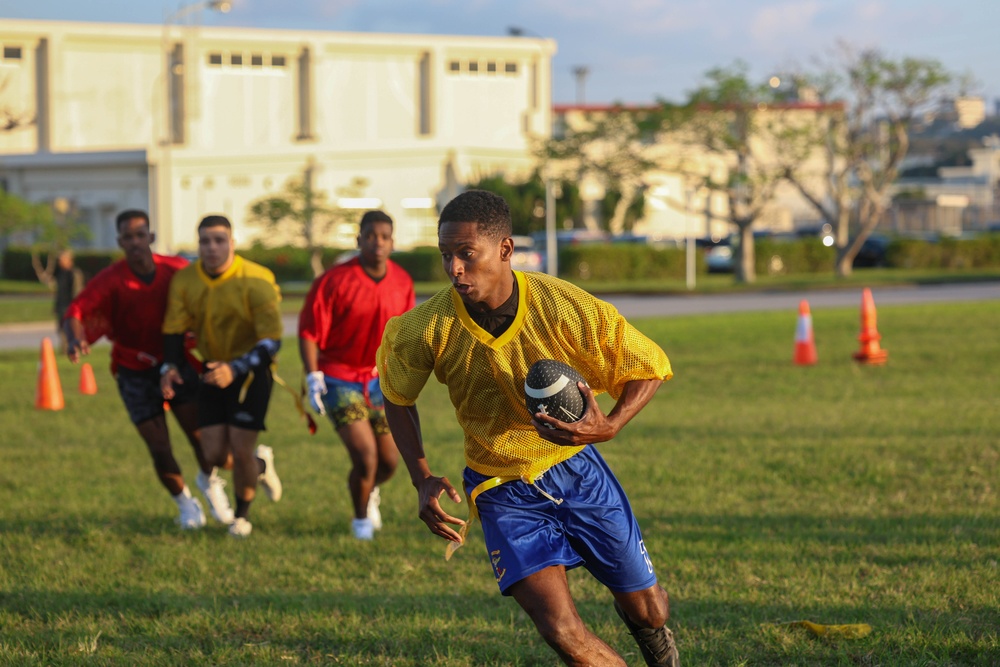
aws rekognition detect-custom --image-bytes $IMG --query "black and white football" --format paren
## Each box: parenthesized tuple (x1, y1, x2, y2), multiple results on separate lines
(524, 359, 588, 427)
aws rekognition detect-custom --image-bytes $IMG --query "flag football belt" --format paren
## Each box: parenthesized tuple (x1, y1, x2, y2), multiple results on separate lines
(236, 363, 317, 435)
(445, 472, 564, 561)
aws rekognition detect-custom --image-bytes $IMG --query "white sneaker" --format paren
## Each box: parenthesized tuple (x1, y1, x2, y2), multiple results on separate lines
(228, 517, 253, 538)
(256, 444, 282, 502)
(197, 470, 235, 525)
(352, 517, 374, 540)
(366, 486, 382, 531)
(177, 496, 206, 530)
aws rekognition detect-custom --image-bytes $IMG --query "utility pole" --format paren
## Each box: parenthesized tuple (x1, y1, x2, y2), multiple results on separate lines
(572, 66, 590, 105)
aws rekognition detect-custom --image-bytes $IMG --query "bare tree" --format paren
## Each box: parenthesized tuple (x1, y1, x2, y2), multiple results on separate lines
(658, 63, 794, 283)
(782, 46, 952, 276)
(542, 107, 657, 235)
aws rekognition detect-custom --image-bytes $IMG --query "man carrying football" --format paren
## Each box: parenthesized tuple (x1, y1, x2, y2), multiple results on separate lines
(378, 190, 679, 666)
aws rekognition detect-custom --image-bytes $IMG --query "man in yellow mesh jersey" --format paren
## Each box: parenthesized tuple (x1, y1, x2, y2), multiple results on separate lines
(161, 215, 284, 540)
(378, 190, 679, 666)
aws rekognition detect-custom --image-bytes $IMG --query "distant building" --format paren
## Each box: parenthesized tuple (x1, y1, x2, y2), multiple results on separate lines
(954, 96, 986, 130)
(0, 19, 554, 252)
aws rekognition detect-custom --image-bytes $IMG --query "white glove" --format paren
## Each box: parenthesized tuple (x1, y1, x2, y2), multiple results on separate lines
(306, 371, 327, 415)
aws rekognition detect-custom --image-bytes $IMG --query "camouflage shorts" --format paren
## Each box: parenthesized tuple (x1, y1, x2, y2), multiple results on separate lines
(321, 375, 389, 434)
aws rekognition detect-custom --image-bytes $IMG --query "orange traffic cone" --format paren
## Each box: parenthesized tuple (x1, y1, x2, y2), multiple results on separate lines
(35, 337, 65, 411)
(853, 288, 888, 365)
(79, 362, 97, 395)
(794, 300, 818, 365)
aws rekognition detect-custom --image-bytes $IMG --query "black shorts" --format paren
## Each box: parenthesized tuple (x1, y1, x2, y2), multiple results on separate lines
(198, 366, 273, 432)
(116, 363, 199, 425)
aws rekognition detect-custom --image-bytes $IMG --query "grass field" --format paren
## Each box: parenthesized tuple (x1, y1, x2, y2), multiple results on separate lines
(1, 301, 997, 665)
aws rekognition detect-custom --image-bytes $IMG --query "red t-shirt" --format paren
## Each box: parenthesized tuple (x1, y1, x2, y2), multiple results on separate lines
(64, 254, 189, 373)
(298, 257, 415, 383)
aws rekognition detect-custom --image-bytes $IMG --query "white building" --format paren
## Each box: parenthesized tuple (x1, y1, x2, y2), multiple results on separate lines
(0, 19, 554, 252)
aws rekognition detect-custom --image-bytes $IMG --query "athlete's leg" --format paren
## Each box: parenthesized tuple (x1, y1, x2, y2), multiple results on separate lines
(228, 425, 261, 504)
(612, 584, 678, 667)
(373, 432, 398, 484)
(134, 414, 185, 495)
(509, 565, 626, 667)
(336, 420, 380, 519)
(612, 584, 670, 630)
(171, 401, 233, 473)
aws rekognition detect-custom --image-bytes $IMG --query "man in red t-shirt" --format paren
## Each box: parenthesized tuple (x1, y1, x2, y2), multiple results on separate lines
(64, 210, 234, 530)
(298, 210, 415, 540)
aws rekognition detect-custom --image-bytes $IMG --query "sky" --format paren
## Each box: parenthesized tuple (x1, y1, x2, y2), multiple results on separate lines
(2, 0, 998, 108)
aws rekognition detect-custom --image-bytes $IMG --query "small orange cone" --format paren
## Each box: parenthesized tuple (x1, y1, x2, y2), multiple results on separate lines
(79, 362, 97, 395)
(794, 300, 818, 365)
(853, 288, 888, 365)
(35, 337, 65, 411)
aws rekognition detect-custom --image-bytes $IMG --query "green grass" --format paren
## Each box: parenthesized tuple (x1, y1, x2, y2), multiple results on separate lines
(1, 302, 997, 665)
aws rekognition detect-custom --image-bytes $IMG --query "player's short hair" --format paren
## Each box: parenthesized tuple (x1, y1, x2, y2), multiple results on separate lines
(360, 210, 393, 232)
(115, 209, 150, 232)
(198, 215, 232, 232)
(439, 190, 512, 241)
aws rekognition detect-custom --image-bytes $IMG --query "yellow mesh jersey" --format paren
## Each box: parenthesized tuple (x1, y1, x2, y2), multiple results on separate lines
(377, 271, 672, 479)
(162, 255, 282, 362)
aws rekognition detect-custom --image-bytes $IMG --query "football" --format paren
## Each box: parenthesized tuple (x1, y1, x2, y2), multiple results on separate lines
(524, 359, 588, 427)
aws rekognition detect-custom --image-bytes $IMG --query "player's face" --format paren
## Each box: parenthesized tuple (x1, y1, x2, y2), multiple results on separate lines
(117, 217, 154, 267)
(198, 225, 235, 274)
(357, 221, 393, 272)
(438, 221, 514, 311)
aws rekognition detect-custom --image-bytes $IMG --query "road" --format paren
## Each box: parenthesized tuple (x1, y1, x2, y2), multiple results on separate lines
(2, 281, 997, 351)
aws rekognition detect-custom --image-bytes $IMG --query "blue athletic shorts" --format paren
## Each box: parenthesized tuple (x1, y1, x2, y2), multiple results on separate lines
(321, 375, 389, 434)
(464, 445, 658, 596)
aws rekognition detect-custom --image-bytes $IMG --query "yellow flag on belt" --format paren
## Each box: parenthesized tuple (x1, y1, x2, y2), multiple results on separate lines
(784, 620, 872, 639)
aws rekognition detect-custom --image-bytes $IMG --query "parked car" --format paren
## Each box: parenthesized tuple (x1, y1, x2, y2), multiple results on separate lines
(530, 229, 610, 250)
(852, 234, 890, 268)
(704, 241, 734, 273)
(511, 235, 544, 272)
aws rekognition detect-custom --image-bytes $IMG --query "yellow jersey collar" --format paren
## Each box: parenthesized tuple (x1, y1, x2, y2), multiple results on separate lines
(196, 254, 243, 285)
(450, 270, 528, 349)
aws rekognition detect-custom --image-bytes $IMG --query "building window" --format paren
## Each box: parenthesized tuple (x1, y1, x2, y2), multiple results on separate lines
(208, 53, 223, 65)
(448, 60, 460, 72)
(230, 53, 243, 66)
(468, 61, 479, 73)
(271, 55, 286, 67)
(3, 46, 22, 60)
(486, 61, 497, 73)
(505, 62, 518, 74)
(251, 54, 263, 67)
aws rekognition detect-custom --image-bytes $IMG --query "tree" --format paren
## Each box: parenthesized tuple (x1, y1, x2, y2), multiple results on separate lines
(781, 46, 952, 276)
(246, 163, 368, 277)
(656, 62, 796, 283)
(542, 107, 657, 234)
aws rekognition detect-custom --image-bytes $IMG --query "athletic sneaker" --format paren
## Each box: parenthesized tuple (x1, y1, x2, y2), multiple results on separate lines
(367, 486, 382, 531)
(613, 600, 679, 667)
(256, 444, 282, 502)
(352, 517, 374, 540)
(228, 517, 253, 538)
(197, 470, 235, 525)
(177, 496, 207, 530)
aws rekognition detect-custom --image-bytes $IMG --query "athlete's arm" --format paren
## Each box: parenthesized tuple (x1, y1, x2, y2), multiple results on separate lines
(532, 377, 663, 447)
(383, 399, 465, 543)
(203, 338, 281, 389)
(63, 317, 90, 363)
